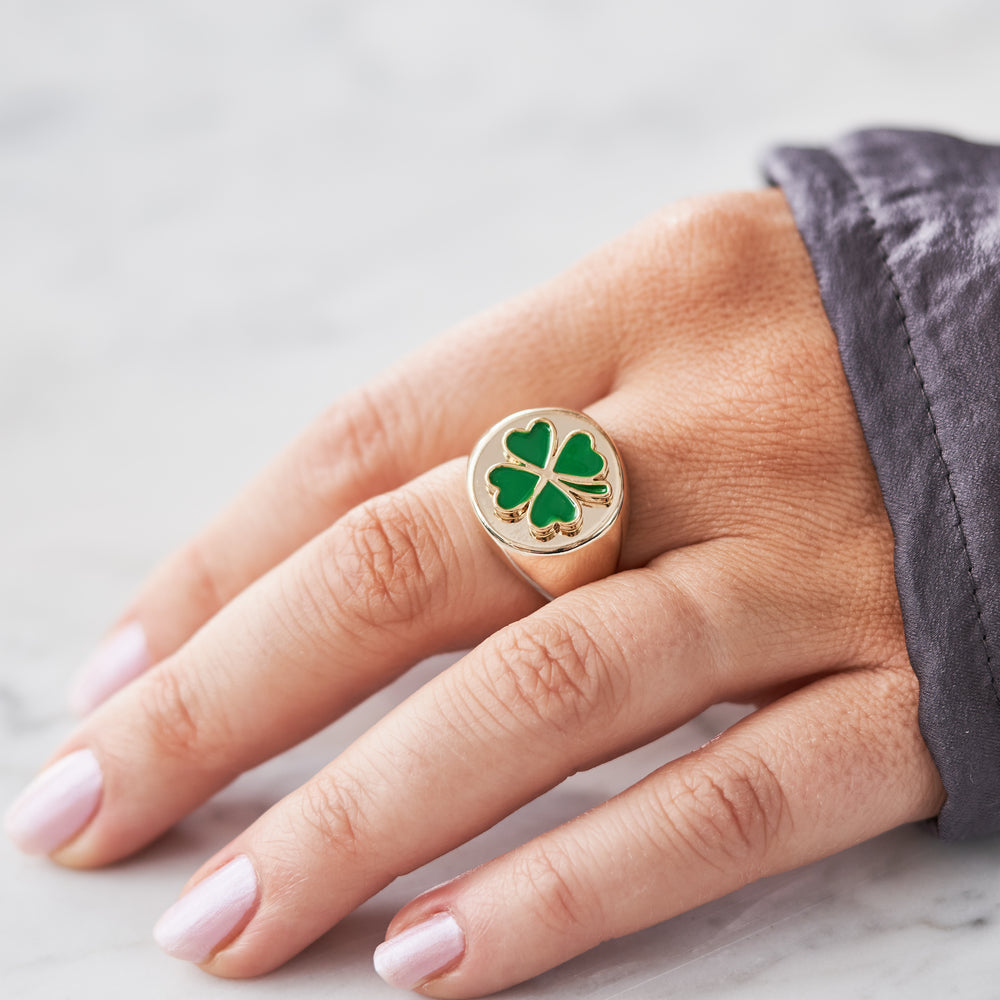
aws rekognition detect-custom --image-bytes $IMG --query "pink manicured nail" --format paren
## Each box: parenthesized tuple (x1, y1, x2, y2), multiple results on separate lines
(154, 855, 259, 964)
(4, 748, 103, 854)
(374, 912, 466, 990)
(70, 621, 152, 715)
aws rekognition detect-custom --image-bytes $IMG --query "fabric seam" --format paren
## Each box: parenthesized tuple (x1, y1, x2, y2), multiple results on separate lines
(827, 149, 1000, 710)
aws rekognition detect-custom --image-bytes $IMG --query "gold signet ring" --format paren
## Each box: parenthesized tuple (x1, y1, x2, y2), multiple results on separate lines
(467, 408, 627, 599)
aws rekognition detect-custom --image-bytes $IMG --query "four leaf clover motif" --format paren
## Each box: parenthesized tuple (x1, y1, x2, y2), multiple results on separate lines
(486, 417, 613, 541)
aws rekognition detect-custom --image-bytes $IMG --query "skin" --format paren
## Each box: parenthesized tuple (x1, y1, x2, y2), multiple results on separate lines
(35, 188, 943, 996)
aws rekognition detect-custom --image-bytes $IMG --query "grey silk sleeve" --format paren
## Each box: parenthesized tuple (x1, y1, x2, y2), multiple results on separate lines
(764, 129, 1000, 840)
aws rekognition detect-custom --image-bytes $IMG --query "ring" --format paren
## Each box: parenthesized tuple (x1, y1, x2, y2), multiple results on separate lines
(467, 407, 627, 598)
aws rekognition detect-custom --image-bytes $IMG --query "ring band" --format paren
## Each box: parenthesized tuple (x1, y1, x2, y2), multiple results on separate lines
(467, 407, 627, 598)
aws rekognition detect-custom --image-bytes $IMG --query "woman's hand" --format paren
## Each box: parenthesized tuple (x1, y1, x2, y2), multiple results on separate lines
(5, 189, 944, 997)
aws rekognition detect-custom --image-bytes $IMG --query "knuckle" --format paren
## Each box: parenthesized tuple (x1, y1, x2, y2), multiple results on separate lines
(652, 752, 789, 875)
(338, 386, 394, 470)
(688, 191, 782, 270)
(135, 667, 218, 765)
(483, 612, 628, 739)
(295, 382, 411, 510)
(646, 191, 793, 321)
(324, 492, 444, 632)
(512, 841, 592, 934)
(295, 769, 371, 864)
(174, 538, 229, 616)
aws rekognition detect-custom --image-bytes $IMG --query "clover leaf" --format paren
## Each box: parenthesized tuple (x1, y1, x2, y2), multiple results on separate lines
(486, 418, 612, 541)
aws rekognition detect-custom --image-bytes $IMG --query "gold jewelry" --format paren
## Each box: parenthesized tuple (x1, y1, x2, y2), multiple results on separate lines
(467, 407, 627, 598)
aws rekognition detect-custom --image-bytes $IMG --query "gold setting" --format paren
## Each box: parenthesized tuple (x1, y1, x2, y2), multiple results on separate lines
(467, 407, 627, 598)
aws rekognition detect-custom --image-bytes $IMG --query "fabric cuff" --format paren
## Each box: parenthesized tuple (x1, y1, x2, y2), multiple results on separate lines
(764, 129, 1000, 840)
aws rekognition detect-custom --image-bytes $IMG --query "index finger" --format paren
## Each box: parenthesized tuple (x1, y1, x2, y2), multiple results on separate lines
(71, 283, 617, 714)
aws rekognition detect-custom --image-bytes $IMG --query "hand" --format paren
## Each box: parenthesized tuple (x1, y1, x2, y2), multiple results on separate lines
(5, 189, 944, 997)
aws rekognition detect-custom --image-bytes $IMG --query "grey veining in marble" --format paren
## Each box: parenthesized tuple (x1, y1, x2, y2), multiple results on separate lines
(3, 2, 1000, 998)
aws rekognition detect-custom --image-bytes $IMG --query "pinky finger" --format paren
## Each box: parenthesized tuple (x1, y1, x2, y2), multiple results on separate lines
(375, 666, 944, 998)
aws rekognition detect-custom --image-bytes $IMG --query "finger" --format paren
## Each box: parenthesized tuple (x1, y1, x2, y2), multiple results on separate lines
(379, 666, 943, 997)
(71, 283, 620, 714)
(34, 384, 778, 868)
(36, 459, 542, 867)
(146, 541, 843, 978)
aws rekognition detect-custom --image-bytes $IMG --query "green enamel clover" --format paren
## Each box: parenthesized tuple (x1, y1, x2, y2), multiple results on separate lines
(486, 417, 613, 541)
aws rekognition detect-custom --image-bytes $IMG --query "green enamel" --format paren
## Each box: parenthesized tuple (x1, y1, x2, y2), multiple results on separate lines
(488, 464, 539, 510)
(553, 431, 605, 477)
(560, 479, 610, 497)
(505, 420, 552, 468)
(529, 480, 579, 529)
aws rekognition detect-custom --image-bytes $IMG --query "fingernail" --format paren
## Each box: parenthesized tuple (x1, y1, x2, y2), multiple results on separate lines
(374, 912, 466, 990)
(4, 748, 103, 854)
(69, 621, 152, 715)
(154, 855, 259, 964)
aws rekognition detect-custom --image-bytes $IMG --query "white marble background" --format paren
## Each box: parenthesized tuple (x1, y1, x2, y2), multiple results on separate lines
(2, 2, 1000, 997)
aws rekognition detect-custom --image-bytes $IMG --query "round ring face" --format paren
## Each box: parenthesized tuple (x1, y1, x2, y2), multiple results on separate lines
(467, 408, 625, 556)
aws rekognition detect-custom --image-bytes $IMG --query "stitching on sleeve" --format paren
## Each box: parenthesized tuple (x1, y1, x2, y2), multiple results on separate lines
(829, 150, 1000, 708)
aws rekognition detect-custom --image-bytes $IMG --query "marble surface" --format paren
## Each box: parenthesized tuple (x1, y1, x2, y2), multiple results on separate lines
(3, 2, 1000, 997)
